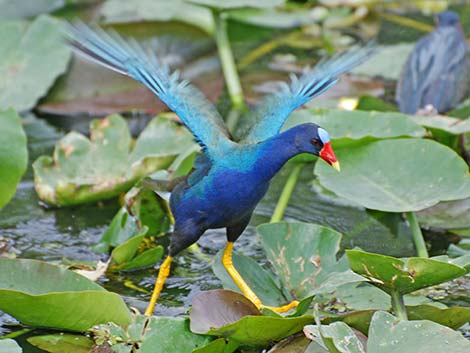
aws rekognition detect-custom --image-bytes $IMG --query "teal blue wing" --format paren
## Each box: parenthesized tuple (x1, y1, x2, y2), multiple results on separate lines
(240, 44, 375, 144)
(66, 22, 231, 156)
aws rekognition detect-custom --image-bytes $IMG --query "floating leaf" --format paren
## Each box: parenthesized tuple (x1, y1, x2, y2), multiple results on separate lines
(284, 109, 425, 148)
(304, 322, 366, 353)
(417, 197, 470, 230)
(347, 250, 466, 294)
(0, 15, 71, 111)
(0, 339, 22, 353)
(0, 0, 66, 19)
(111, 227, 149, 264)
(259, 222, 365, 298)
(0, 258, 131, 331)
(33, 115, 195, 206)
(367, 311, 470, 353)
(190, 290, 260, 333)
(192, 308, 313, 347)
(100, 0, 214, 33)
(228, 8, 312, 28)
(315, 139, 470, 212)
(0, 109, 28, 209)
(212, 250, 288, 307)
(27, 334, 93, 353)
(407, 304, 470, 329)
(94, 315, 212, 353)
(409, 114, 470, 135)
(352, 43, 414, 80)
(187, 0, 285, 10)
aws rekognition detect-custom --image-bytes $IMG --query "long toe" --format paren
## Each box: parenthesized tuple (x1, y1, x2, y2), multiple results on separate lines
(261, 300, 299, 313)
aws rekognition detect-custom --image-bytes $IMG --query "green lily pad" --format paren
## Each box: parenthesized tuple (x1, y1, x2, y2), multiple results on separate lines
(0, 0, 65, 19)
(111, 227, 149, 264)
(367, 311, 470, 353)
(0, 15, 71, 111)
(195, 311, 313, 347)
(192, 338, 239, 353)
(0, 109, 27, 209)
(284, 109, 425, 148)
(409, 115, 470, 135)
(356, 95, 398, 112)
(407, 304, 470, 329)
(0, 258, 131, 331)
(417, 197, 470, 230)
(347, 250, 466, 294)
(187, 0, 284, 10)
(100, 0, 214, 33)
(33, 115, 195, 206)
(212, 250, 288, 307)
(352, 43, 414, 80)
(93, 315, 212, 353)
(304, 322, 366, 353)
(0, 339, 22, 353)
(315, 139, 470, 212)
(259, 222, 365, 298)
(27, 334, 93, 353)
(228, 8, 312, 28)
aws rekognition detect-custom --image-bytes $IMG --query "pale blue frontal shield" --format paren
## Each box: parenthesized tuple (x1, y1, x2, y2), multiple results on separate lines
(318, 127, 330, 144)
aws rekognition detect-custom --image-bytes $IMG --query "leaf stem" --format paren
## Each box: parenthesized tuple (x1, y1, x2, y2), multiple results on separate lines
(270, 164, 303, 223)
(390, 289, 407, 320)
(405, 211, 428, 258)
(212, 10, 245, 111)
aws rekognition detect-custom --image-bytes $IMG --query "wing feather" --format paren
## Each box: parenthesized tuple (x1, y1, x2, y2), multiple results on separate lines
(240, 43, 375, 144)
(65, 22, 231, 156)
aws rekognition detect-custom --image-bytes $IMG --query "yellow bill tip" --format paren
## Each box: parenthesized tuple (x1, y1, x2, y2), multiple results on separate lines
(331, 161, 341, 172)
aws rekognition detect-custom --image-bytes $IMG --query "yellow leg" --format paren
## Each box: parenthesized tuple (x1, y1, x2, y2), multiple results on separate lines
(144, 256, 172, 316)
(222, 242, 299, 313)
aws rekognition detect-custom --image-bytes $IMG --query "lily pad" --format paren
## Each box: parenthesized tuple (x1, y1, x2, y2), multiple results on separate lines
(190, 290, 313, 347)
(304, 322, 366, 353)
(409, 114, 470, 135)
(407, 304, 470, 329)
(212, 250, 288, 307)
(93, 315, 212, 353)
(367, 311, 470, 353)
(0, 109, 28, 209)
(352, 43, 414, 80)
(0, 15, 71, 111)
(0, 339, 22, 353)
(27, 334, 93, 353)
(347, 250, 466, 294)
(315, 139, 470, 212)
(100, 0, 214, 33)
(0, 0, 66, 19)
(187, 0, 285, 10)
(284, 109, 425, 148)
(0, 258, 131, 331)
(33, 115, 195, 206)
(258, 222, 365, 298)
(417, 197, 470, 230)
(228, 8, 313, 28)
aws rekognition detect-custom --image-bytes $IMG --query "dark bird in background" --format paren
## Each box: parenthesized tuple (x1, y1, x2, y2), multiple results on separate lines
(66, 23, 373, 315)
(396, 10, 470, 114)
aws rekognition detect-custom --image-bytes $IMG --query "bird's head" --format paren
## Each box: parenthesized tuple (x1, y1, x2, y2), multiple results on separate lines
(295, 124, 340, 172)
(437, 11, 460, 27)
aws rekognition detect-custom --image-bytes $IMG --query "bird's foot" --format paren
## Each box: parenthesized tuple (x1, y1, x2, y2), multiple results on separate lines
(260, 300, 299, 313)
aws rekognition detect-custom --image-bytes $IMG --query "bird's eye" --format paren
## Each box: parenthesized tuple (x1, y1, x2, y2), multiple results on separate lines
(311, 139, 322, 147)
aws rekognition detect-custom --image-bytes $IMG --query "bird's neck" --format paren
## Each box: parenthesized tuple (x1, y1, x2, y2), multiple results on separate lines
(252, 126, 304, 182)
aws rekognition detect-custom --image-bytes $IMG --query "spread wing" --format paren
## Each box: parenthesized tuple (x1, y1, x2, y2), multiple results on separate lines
(396, 26, 468, 114)
(240, 43, 375, 144)
(66, 22, 231, 157)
